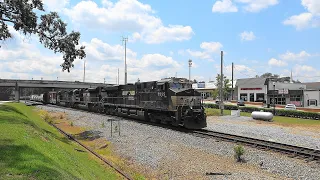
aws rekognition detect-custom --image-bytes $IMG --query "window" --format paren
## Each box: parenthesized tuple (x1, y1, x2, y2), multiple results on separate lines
(290, 95, 301, 102)
(256, 93, 264, 102)
(308, 99, 317, 106)
(277, 97, 286, 105)
(240, 93, 247, 101)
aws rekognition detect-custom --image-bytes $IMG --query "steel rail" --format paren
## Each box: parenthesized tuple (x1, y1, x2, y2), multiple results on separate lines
(194, 129, 320, 161)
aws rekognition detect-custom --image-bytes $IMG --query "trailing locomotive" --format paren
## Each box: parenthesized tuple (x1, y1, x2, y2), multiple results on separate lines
(30, 77, 207, 129)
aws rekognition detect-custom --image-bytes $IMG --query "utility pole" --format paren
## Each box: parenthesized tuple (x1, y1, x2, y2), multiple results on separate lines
(122, 37, 128, 84)
(220, 51, 224, 116)
(83, 59, 86, 82)
(188, 59, 192, 83)
(118, 68, 119, 85)
(104, 78, 105, 84)
(231, 62, 234, 101)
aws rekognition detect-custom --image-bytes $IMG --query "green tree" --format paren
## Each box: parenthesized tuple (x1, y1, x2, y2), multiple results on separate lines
(0, 0, 86, 72)
(214, 74, 231, 100)
(211, 89, 219, 99)
(259, 72, 279, 78)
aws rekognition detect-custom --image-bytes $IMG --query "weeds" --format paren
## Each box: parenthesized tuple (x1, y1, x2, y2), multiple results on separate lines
(234, 145, 245, 162)
(70, 122, 74, 126)
(101, 122, 105, 128)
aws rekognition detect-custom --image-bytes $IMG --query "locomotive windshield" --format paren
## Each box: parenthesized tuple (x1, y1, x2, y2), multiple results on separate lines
(170, 82, 192, 89)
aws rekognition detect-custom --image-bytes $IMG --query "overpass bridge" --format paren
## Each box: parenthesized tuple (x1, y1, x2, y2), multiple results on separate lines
(0, 79, 114, 101)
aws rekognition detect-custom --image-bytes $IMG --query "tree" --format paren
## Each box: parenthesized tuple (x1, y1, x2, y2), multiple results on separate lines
(214, 74, 231, 100)
(0, 0, 86, 72)
(260, 73, 279, 78)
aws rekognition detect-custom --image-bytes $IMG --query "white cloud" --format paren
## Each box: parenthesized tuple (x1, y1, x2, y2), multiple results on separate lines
(279, 51, 311, 61)
(292, 64, 320, 82)
(268, 58, 287, 67)
(186, 42, 223, 60)
(82, 38, 137, 61)
(283, 13, 313, 30)
(235, 0, 279, 12)
(43, 0, 69, 11)
(142, 25, 193, 44)
(302, 0, 320, 16)
(283, 0, 320, 30)
(212, 0, 238, 13)
(64, 0, 193, 44)
(240, 31, 256, 41)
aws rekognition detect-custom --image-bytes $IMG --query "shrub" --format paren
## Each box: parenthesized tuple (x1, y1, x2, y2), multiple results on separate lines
(70, 122, 73, 126)
(44, 113, 51, 122)
(101, 122, 105, 128)
(204, 104, 320, 120)
(234, 145, 245, 162)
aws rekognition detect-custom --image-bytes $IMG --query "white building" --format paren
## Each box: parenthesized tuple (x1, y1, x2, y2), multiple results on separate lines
(303, 82, 320, 107)
(235, 78, 268, 102)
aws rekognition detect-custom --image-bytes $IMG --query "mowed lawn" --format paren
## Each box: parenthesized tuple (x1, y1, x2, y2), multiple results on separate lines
(0, 103, 121, 180)
(205, 108, 320, 125)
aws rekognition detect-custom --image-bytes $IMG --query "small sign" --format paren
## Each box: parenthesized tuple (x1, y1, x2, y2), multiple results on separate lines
(278, 89, 289, 94)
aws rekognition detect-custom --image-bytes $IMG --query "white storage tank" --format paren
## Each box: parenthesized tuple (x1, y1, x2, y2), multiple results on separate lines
(251, 111, 273, 121)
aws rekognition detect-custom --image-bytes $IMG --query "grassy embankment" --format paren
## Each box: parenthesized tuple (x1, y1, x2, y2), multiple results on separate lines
(0, 103, 122, 180)
(205, 108, 320, 125)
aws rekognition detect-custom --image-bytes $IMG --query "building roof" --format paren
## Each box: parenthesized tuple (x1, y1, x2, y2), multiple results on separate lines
(235, 78, 267, 87)
(303, 82, 320, 90)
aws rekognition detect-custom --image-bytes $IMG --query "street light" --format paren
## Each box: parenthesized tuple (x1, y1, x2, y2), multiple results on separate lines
(188, 59, 192, 83)
(273, 82, 276, 115)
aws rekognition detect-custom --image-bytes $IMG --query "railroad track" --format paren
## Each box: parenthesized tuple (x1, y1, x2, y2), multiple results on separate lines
(194, 129, 320, 162)
(30, 101, 320, 163)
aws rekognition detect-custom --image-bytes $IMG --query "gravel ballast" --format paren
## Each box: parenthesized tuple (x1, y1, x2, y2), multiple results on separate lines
(38, 105, 320, 180)
(205, 115, 320, 150)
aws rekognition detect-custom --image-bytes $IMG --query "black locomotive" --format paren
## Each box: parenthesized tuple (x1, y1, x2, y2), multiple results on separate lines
(31, 77, 207, 129)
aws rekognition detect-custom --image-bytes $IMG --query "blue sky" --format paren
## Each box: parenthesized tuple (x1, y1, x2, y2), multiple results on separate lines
(0, 0, 319, 83)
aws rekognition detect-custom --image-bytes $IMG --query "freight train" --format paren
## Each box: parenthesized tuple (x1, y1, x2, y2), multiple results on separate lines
(30, 77, 207, 129)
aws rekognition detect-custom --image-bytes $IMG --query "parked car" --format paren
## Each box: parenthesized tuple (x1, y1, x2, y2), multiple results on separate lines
(284, 104, 296, 110)
(237, 100, 245, 106)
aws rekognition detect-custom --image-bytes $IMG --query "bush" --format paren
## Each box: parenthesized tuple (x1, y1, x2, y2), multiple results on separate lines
(70, 122, 73, 126)
(204, 103, 320, 120)
(234, 145, 245, 162)
(101, 122, 105, 128)
(43, 113, 51, 122)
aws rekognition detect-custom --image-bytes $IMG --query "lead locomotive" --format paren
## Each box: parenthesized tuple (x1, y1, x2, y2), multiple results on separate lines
(33, 77, 207, 129)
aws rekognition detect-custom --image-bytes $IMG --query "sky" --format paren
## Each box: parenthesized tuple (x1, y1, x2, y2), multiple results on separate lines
(0, 0, 320, 84)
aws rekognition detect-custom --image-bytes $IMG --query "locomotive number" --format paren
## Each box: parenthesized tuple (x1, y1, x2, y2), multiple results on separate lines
(158, 92, 166, 97)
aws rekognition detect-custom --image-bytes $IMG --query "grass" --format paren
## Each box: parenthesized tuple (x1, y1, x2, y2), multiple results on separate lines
(0, 103, 122, 180)
(205, 108, 320, 125)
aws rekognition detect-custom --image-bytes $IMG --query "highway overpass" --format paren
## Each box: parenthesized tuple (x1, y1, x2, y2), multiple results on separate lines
(0, 79, 114, 101)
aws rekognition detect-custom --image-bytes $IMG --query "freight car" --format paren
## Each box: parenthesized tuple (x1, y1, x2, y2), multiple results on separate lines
(31, 77, 207, 130)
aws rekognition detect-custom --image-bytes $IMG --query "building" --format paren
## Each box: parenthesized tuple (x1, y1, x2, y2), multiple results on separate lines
(192, 81, 216, 99)
(267, 80, 305, 107)
(303, 82, 320, 107)
(235, 77, 306, 106)
(235, 78, 268, 102)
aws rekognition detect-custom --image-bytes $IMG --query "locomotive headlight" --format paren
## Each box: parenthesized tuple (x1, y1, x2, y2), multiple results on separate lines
(190, 106, 193, 109)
